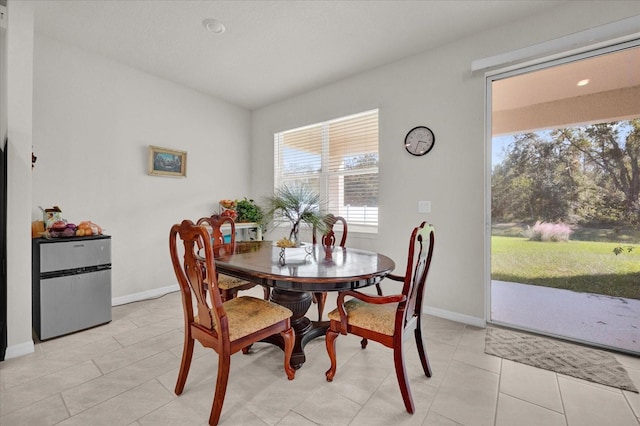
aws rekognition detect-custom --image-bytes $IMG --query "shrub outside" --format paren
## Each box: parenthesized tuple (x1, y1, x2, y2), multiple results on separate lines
(524, 221, 573, 242)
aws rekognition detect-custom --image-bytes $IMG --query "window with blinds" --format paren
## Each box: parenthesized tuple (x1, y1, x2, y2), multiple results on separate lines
(274, 109, 379, 231)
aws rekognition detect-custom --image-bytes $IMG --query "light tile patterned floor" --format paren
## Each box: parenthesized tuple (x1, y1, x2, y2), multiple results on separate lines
(1, 289, 639, 425)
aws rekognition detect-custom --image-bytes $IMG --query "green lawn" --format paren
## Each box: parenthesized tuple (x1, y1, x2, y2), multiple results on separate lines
(491, 236, 640, 299)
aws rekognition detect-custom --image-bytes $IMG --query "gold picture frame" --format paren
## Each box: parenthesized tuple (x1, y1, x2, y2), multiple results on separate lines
(148, 145, 187, 177)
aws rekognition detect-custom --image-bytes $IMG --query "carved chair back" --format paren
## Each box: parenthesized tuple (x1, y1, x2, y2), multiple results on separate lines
(313, 214, 348, 248)
(399, 221, 435, 328)
(197, 215, 235, 257)
(169, 219, 224, 336)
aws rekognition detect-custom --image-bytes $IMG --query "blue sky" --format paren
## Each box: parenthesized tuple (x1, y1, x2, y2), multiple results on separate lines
(491, 135, 512, 167)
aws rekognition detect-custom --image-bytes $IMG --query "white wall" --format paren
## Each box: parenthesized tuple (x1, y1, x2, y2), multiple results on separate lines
(251, 2, 640, 326)
(3, 30, 251, 357)
(5, 0, 35, 358)
(31, 36, 252, 302)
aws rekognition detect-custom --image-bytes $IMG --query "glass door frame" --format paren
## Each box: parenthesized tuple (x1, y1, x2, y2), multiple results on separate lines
(484, 39, 640, 337)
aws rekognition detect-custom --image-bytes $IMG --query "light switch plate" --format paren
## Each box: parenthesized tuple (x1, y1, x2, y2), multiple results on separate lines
(418, 201, 431, 213)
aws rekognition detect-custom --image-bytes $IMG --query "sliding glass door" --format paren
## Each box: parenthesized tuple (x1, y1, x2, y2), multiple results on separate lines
(488, 43, 640, 354)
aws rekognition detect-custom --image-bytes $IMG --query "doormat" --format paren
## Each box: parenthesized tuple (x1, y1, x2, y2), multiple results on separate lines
(485, 327, 638, 393)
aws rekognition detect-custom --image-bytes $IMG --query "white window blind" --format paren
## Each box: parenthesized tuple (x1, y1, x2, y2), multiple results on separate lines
(274, 109, 379, 230)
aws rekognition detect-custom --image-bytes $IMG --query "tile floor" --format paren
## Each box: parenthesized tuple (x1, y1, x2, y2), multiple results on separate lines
(1, 288, 639, 426)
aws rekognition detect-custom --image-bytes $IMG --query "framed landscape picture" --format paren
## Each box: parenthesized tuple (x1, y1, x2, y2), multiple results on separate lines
(148, 145, 187, 177)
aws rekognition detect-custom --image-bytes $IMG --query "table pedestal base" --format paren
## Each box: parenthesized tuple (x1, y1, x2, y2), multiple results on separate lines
(262, 288, 328, 369)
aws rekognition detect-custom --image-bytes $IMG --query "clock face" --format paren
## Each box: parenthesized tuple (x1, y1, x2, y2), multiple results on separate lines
(405, 126, 435, 156)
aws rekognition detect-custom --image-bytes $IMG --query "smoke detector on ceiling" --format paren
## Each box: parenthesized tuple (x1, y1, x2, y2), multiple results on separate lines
(202, 18, 225, 34)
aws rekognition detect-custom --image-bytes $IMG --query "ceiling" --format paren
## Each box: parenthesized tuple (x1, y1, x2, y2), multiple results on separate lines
(491, 45, 640, 134)
(31, 0, 567, 110)
(493, 47, 640, 111)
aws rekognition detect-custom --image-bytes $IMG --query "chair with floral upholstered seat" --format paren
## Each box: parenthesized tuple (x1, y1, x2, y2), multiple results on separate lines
(324, 221, 435, 414)
(170, 219, 295, 425)
(312, 214, 382, 320)
(197, 215, 270, 301)
(311, 214, 347, 320)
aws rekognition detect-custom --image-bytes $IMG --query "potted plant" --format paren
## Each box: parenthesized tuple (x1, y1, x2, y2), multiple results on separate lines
(235, 197, 265, 225)
(263, 182, 327, 245)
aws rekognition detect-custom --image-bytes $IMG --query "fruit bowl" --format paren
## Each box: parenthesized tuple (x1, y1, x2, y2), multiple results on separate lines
(219, 199, 236, 209)
(220, 209, 237, 220)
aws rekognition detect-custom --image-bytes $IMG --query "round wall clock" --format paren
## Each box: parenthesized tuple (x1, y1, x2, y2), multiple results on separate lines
(404, 126, 435, 156)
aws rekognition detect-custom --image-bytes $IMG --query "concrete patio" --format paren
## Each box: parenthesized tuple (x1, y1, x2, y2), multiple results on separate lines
(491, 280, 640, 355)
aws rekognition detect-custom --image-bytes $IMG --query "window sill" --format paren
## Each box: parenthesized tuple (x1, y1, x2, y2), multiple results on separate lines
(268, 221, 377, 237)
(348, 224, 378, 235)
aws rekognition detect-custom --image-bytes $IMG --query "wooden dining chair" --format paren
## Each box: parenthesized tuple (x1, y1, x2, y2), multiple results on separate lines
(312, 214, 382, 321)
(312, 214, 348, 320)
(170, 219, 295, 425)
(324, 221, 435, 414)
(197, 215, 270, 301)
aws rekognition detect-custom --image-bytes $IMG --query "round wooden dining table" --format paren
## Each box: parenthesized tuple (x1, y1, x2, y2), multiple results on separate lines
(213, 240, 395, 368)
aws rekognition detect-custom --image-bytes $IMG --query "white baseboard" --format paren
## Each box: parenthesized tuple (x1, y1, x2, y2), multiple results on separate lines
(112, 284, 179, 306)
(4, 340, 35, 360)
(3, 286, 179, 361)
(423, 305, 486, 328)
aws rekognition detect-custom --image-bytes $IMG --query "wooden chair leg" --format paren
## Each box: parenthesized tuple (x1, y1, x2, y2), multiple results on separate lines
(325, 328, 339, 381)
(314, 292, 327, 321)
(209, 350, 231, 426)
(393, 342, 415, 414)
(375, 283, 383, 296)
(415, 322, 432, 377)
(262, 285, 271, 301)
(360, 285, 381, 348)
(280, 328, 296, 380)
(174, 331, 194, 395)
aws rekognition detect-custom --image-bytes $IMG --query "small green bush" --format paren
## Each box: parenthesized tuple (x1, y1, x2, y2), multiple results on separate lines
(613, 245, 635, 255)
